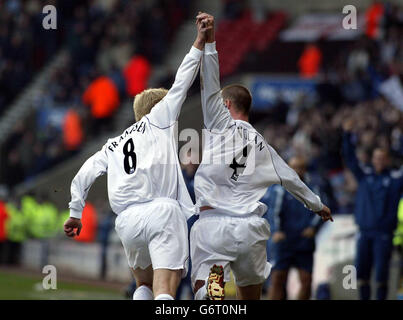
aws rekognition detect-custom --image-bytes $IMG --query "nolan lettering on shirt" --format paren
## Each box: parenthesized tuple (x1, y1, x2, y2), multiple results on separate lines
(255, 136, 265, 151)
(107, 121, 146, 152)
(236, 127, 265, 151)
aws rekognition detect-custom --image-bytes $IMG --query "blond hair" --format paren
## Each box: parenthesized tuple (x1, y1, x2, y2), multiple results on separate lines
(133, 88, 168, 121)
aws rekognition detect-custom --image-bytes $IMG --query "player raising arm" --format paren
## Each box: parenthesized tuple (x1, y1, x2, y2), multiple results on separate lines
(64, 21, 212, 301)
(190, 13, 332, 300)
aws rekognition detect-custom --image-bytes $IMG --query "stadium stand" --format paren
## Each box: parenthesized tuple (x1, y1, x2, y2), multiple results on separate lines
(0, 0, 188, 188)
(216, 10, 286, 77)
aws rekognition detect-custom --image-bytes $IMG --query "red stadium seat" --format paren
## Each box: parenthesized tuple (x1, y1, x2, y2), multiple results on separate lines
(215, 10, 287, 76)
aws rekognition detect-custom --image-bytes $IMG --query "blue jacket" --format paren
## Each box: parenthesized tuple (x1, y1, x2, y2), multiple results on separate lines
(182, 169, 196, 204)
(342, 132, 403, 233)
(262, 177, 325, 252)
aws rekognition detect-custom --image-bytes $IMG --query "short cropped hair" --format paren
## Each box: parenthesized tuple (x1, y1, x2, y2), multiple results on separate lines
(221, 84, 252, 115)
(133, 88, 168, 121)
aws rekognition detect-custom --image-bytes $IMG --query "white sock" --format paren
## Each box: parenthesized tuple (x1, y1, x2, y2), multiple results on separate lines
(133, 285, 153, 300)
(195, 285, 208, 300)
(154, 293, 174, 300)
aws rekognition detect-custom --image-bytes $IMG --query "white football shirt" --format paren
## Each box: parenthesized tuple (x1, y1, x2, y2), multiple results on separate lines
(194, 42, 323, 216)
(68, 46, 202, 219)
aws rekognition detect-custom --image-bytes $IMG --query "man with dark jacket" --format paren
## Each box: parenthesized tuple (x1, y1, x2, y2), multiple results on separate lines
(265, 156, 327, 300)
(342, 119, 403, 300)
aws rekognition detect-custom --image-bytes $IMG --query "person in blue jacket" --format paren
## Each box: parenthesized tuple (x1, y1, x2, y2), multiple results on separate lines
(342, 119, 403, 300)
(176, 163, 199, 299)
(265, 156, 327, 300)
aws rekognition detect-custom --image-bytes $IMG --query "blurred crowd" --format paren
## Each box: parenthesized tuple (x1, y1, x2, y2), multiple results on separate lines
(249, 1, 403, 300)
(255, 1, 403, 214)
(1, 0, 190, 188)
(0, 190, 79, 265)
(260, 97, 402, 213)
(0, 0, 62, 117)
(0, 186, 118, 271)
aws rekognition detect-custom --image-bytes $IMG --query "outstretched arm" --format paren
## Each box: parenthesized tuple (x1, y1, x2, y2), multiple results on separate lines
(197, 13, 234, 131)
(268, 185, 287, 243)
(65, 145, 108, 237)
(343, 131, 364, 180)
(264, 144, 333, 222)
(342, 120, 365, 181)
(147, 22, 210, 128)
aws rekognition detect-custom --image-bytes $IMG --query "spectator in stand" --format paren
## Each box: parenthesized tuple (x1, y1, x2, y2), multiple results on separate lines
(394, 198, 403, 249)
(123, 56, 151, 97)
(181, 162, 198, 203)
(74, 202, 98, 243)
(97, 205, 115, 280)
(0, 0, 189, 187)
(298, 42, 322, 79)
(82, 76, 120, 133)
(3, 149, 25, 189)
(258, 92, 403, 214)
(176, 162, 199, 299)
(342, 117, 403, 300)
(37, 195, 59, 239)
(223, 0, 245, 20)
(4, 195, 26, 265)
(0, 0, 62, 116)
(0, 186, 9, 264)
(63, 107, 84, 152)
(366, 1, 384, 39)
(147, 6, 168, 64)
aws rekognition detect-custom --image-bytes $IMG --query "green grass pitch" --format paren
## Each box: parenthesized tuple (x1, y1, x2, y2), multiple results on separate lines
(0, 269, 125, 300)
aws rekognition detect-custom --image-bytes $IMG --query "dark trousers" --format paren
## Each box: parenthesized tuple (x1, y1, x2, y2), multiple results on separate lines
(355, 231, 394, 300)
(0, 241, 6, 264)
(0, 241, 22, 265)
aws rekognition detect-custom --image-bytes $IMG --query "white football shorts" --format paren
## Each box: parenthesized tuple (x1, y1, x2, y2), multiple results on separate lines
(115, 197, 189, 277)
(190, 210, 272, 287)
